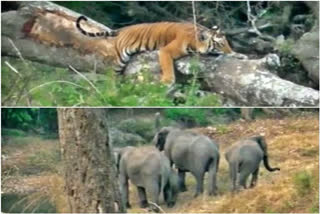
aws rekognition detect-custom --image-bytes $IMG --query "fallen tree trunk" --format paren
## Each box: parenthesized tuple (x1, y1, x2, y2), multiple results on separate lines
(1, 1, 114, 72)
(2, 1, 319, 106)
(126, 52, 319, 106)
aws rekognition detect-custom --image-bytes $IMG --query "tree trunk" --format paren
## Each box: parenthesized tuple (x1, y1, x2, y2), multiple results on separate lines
(241, 108, 254, 121)
(58, 108, 125, 213)
(1, 1, 318, 106)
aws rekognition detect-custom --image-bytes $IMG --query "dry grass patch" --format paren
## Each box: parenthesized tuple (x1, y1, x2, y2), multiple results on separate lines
(131, 113, 319, 213)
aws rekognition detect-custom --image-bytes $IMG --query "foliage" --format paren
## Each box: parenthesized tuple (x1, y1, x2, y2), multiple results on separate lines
(2, 128, 27, 138)
(2, 58, 222, 106)
(276, 39, 295, 55)
(293, 170, 312, 196)
(1, 108, 58, 134)
(2, 193, 56, 213)
(164, 109, 210, 127)
(116, 118, 155, 141)
(185, 57, 221, 106)
(2, 109, 36, 130)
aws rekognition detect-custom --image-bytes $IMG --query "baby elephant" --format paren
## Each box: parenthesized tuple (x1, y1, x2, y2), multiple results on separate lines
(225, 135, 280, 191)
(119, 146, 179, 209)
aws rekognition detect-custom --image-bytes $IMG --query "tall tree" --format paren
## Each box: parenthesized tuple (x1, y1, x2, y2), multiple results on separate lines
(241, 108, 254, 121)
(58, 108, 125, 213)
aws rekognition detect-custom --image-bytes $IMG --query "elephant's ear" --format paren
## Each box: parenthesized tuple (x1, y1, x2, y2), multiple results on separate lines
(152, 131, 160, 145)
(153, 127, 172, 151)
(252, 135, 267, 154)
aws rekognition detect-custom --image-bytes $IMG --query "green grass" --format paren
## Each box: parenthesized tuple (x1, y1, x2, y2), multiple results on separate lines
(164, 108, 210, 126)
(2, 128, 27, 137)
(1, 193, 56, 213)
(293, 170, 312, 196)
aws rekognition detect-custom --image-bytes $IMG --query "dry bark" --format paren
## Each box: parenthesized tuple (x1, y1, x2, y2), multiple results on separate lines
(58, 108, 125, 213)
(241, 109, 254, 121)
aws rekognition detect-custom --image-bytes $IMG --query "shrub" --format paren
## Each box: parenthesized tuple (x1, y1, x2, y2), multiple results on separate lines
(2, 129, 27, 137)
(116, 118, 155, 141)
(2, 58, 223, 106)
(164, 109, 210, 127)
(293, 170, 312, 196)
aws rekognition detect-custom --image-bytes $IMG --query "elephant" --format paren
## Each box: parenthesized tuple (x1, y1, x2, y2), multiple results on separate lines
(153, 127, 220, 197)
(225, 135, 280, 191)
(113, 146, 134, 174)
(119, 146, 179, 209)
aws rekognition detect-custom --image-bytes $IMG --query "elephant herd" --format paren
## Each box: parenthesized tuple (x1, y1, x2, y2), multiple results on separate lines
(113, 127, 280, 209)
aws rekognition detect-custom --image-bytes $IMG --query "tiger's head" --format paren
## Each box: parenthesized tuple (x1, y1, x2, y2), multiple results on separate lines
(198, 26, 233, 54)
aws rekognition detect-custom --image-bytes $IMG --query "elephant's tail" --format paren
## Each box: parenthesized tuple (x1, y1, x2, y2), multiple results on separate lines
(208, 156, 219, 195)
(263, 155, 280, 172)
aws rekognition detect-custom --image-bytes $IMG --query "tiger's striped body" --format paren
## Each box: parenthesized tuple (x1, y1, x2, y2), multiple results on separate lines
(76, 16, 233, 83)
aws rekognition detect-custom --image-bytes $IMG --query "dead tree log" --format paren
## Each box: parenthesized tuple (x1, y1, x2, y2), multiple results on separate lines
(1, 1, 115, 72)
(126, 52, 319, 106)
(1, 1, 319, 106)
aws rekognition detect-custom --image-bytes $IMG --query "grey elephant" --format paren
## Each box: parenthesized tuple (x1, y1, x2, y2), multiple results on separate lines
(225, 135, 280, 191)
(113, 146, 134, 173)
(153, 127, 220, 197)
(119, 146, 179, 209)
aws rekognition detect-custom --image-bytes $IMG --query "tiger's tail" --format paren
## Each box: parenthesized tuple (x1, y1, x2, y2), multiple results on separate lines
(76, 16, 118, 37)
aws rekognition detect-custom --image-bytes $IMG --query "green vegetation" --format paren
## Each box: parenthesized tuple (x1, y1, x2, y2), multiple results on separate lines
(2, 129, 27, 137)
(215, 124, 230, 134)
(277, 38, 295, 55)
(164, 108, 210, 126)
(2, 58, 222, 106)
(116, 118, 156, 141)
(293, 170, 312, 196)
(1, 193, 56, 213)
(1, 108, 58, 134)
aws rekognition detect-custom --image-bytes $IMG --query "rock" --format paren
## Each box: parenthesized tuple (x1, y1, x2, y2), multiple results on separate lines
(292, 28, 319, 85)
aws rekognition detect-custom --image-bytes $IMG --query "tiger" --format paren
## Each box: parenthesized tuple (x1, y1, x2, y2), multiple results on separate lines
(76, 16, 234, 84)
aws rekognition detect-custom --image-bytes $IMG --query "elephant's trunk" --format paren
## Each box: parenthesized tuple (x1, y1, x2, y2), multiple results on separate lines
(263, 155, 280, 172)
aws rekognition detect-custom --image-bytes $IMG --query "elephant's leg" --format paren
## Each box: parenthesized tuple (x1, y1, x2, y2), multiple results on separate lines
(178, 169, 187, 192)
(238, 169, 251, 190)
(250, 167, 260, 188)
(137, 187, 149, 208)
(194, 172, 204, 197)
(146, 179, 160, 206)
(208, 159, 218, 196)
(120, 174, 131, 208)
(229, 162, 238, 192)
(164, 184, 175, 207)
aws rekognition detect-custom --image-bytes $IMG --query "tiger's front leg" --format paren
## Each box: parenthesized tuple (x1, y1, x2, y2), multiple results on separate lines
(158, 49, 175, 84)
(158, 41, 185, 84)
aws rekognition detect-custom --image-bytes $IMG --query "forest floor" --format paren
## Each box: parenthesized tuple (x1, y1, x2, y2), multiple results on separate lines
(1, 112, 319, 213)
